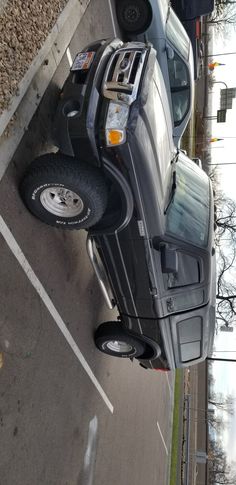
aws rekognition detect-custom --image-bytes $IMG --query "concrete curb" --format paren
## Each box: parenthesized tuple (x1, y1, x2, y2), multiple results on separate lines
(0, 0, 90, 180)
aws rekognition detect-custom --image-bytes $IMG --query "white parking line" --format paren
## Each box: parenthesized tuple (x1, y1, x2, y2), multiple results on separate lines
(156, 421, 168, 456)
(0, 215, 114, 414)
(165, 371, 172, 396)
(82, 416, 98, 485)
(66, 47, 73, 67)
(107, 0, 117, 36)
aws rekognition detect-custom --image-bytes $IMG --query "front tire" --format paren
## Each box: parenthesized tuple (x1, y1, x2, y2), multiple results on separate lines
(94, 322, 147, 358)
(116, 0, 152, 34)
(20, 154, 108, 230)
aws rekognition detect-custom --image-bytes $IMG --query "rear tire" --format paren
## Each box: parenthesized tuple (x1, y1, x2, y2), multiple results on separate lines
(94, 322, 147, 358)
(20, 154, 108, 230)
(116, 0, 152, 34)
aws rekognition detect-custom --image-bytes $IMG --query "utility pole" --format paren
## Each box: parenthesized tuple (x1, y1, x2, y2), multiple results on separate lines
(207, 356, 236, 362)
(206, 52, 236, 57)
(208, 163, 236, 166)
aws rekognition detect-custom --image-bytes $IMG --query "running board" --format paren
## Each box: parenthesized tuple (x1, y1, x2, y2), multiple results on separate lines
(86, 235, 115, 310)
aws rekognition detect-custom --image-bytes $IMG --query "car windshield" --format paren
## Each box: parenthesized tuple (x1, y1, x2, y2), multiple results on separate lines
(166, 9, 189, 60)
(165, 157, 210, 247)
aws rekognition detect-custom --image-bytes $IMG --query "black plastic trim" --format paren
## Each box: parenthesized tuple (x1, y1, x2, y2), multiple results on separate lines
(89, 156, 134, 235)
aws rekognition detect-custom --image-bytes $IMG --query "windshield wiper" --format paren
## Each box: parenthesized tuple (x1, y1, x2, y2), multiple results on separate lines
(166, 2, 171, 24)
(164, 170, 177, 214)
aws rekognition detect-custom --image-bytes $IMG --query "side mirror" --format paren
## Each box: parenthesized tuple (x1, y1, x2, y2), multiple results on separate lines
(166, 45, 175, 60)
(160, 244, 178, 274)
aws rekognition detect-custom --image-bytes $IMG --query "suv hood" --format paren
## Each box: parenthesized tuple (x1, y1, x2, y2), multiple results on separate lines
(131, 57, 176, 204)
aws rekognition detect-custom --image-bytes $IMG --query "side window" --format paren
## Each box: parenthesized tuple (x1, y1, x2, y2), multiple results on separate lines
(170, 89, 190, 125)
(168, 56, 188, 87)
(167, 252, 200, 289)
(177, 317, 202, 362)
(167, 51, 190, 126)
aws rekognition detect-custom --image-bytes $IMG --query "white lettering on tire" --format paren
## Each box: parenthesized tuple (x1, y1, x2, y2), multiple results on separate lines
(56, 208, 91, 225)
(32, 183, 64, 200)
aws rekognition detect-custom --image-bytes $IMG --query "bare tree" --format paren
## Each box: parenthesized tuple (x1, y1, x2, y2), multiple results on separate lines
(208, 1, 236, 31)
(208, 411, 227, 432)
(216, 248, 236, 327)
(207, 366, 236, 485)
(212, 192, 236, 326)
(215, 196, 236, 241)
(209, 392, 235, 415)
(209, 438, 236, 485)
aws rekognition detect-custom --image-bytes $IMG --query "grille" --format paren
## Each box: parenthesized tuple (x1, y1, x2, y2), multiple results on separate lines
(103, 46, 148, 105)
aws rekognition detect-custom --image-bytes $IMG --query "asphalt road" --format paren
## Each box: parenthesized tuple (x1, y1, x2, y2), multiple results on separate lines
(0, 1, 175, 484)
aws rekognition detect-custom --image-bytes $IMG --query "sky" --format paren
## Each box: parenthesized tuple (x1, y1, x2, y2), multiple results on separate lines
(210, 32, 236, 198)
(209, 26, 236, 466)
(212, 333, 236, 463)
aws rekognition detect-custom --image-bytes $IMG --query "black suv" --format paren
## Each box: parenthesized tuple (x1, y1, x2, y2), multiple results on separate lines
(20, 39, 216, 370)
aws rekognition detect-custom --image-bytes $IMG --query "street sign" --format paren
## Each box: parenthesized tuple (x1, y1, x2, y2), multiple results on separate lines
(196, 451, 208, 464)
(220, 88, 236, 109)
(217, 109, 226, 122)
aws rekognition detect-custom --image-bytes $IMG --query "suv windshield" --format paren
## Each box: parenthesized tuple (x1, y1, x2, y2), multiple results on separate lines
(165, 157, 210, 247)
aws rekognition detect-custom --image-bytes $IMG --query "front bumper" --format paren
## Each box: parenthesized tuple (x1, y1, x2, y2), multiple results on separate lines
(53, 39, 151, 164)
(54, 38, 123, 161)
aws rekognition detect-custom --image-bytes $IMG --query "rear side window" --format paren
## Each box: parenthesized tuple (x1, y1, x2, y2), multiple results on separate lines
(178, 317, 202, 362)
(171, 89, 190, 126)
(181, 341, 201, 362)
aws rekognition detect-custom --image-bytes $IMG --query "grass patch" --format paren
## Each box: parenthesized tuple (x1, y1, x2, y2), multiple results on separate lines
(181, 114, 196, 158)
(169, 369, 183, 485)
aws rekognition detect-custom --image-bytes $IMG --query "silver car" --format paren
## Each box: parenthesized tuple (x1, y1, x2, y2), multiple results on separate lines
(116, 0, 194, 147)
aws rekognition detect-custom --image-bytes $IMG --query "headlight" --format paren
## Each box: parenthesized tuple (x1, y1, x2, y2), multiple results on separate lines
(105, 101, 129, 146)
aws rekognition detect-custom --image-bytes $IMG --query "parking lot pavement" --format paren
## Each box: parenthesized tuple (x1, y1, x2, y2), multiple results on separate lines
(0, 1, 176, 483)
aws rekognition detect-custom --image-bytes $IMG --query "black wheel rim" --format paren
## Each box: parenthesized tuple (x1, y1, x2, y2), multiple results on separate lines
(124, 6, 140, 23)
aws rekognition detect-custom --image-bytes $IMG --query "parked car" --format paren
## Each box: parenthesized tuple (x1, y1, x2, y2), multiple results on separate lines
(115, 0, 194, 146)
(20, 39, 216, 370)
(170, 0, 215, 21)
(170, 0, 211, 79)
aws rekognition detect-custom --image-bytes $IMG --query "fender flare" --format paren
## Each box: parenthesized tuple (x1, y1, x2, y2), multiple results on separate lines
(89, 156, 134, 235)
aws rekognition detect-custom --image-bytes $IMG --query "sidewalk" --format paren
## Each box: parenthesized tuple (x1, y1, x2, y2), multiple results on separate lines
(180, 366, 199, 485)
(0, 0, 90, 180)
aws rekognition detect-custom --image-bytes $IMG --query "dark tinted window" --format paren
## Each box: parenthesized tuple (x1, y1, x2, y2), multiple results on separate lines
(178, 317, 202, 362)
(178, 317, 202, 343)
(181, 341, 201, 362)
(171, 89, 190, 125)
(168, 252, 200, 288)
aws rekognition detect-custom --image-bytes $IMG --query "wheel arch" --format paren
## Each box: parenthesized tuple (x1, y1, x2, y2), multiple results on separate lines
(89, 156, 134, 235)
(129, 331, 162, 361)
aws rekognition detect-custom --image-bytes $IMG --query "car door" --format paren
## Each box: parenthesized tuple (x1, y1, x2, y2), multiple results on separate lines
(160, 247, 206, 316)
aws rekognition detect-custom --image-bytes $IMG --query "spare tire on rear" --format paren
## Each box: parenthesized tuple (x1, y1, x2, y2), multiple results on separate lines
(116, 0, 153, 34)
